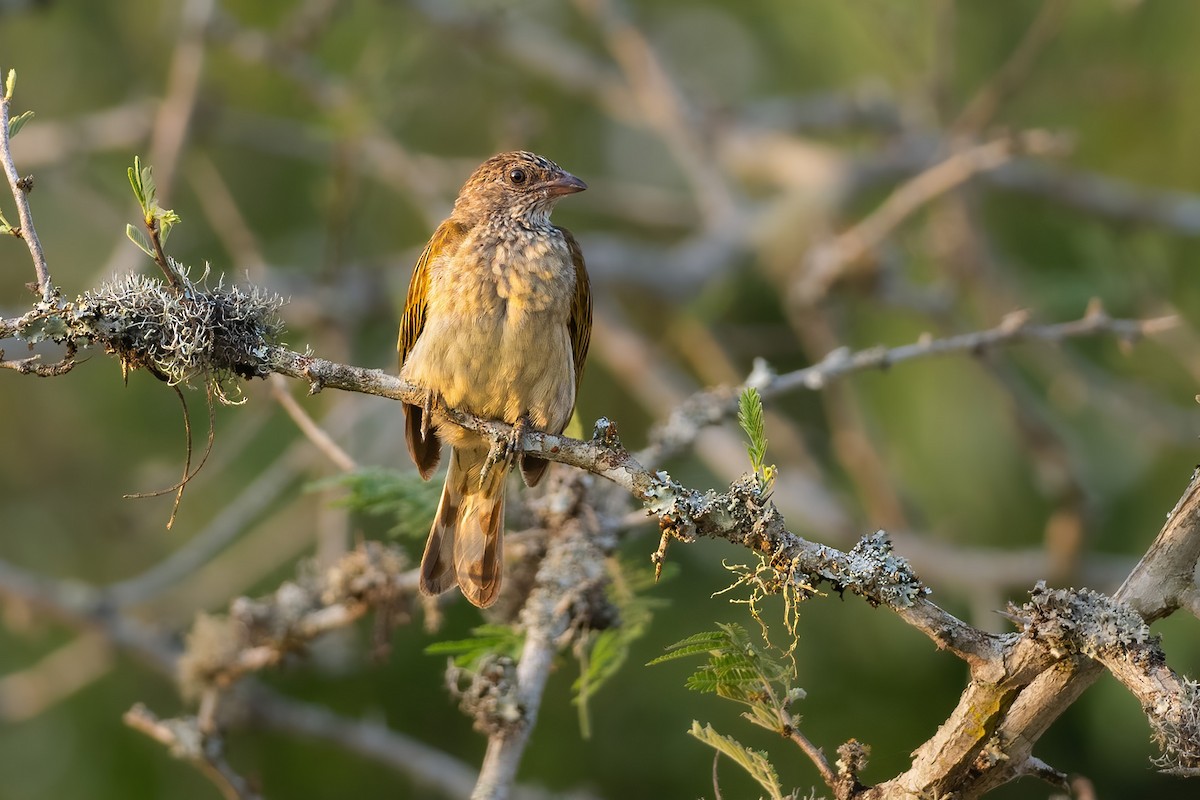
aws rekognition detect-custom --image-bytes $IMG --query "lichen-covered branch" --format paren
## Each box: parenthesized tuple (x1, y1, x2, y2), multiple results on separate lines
(471, 473, 614, 800)
(2, 262, 1196, 796)
(179, 542, 416, 695)
(1014, 583, 1200, 772)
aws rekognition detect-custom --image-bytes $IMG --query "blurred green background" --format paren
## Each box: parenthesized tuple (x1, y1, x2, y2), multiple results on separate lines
(2, 0, 1199, 798)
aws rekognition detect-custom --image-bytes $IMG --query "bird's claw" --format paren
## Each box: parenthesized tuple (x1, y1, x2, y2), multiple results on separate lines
(420, 389, 437, 442)
(479, 417, 529, 487)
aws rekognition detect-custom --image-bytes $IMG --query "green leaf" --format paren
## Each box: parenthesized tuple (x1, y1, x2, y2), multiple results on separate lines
(576, 629, 625, 694)
(309, 467, 440, 539)
(646, 629, 730, 665)
(689, 722, 785, 800)
(128, 157, 147, 211)
(140, 162, 157, 215)
(157, 207, 181, 244)
(125, 224, 155, 258)
(738, 387, 766, 463)
(744, 702, 785, 731)
(7, 109, 33, 139)
(571, 557, 665, 737)
(4, 69, 15, 101)
(651, 622, 801, 729)
(424, 623, 523, 667)
(737, 387, 774, 491)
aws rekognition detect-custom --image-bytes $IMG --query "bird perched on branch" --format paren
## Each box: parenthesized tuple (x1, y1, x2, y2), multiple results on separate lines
(398, 151, 592, 608)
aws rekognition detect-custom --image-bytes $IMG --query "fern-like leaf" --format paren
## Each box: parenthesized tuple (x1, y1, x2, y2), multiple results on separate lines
(424, 623, 524, 667)
(310, 467, 440, 538)
(572, 557, 665, 737)
(689, 721, 785, 800)
(738, 387, 767, 472)
(645, 629, 730, 665)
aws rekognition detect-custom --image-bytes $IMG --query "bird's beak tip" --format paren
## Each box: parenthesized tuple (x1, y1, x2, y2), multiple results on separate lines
(545, 172, 587, 196)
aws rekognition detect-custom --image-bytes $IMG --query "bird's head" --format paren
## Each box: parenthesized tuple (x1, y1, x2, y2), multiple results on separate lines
(452, 151, 587, 229)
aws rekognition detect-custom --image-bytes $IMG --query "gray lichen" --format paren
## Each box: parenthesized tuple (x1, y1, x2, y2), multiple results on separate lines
(1153, 677, 1200, 773)
(76, 266, 285, 401)
(643, 467, 929, 611)
(1011, 581, 1154, 661)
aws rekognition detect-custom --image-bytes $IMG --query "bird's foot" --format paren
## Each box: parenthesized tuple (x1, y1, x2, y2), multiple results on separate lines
(480, 416, 529, 486)
(420, 389, 441, 442)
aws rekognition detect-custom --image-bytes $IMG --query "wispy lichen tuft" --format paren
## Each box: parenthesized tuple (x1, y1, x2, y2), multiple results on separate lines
(78, 264, 285, 403)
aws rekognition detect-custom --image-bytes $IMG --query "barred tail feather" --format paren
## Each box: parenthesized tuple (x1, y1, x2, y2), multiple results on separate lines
(419, 469, 460, 596)
(418, 445, 507, 608)
(453, 488, 504, 608)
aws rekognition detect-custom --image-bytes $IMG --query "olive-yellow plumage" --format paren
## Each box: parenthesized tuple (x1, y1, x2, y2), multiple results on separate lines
(398, 151, 591, 608)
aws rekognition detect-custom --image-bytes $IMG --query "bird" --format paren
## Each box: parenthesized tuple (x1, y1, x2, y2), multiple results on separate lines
(397, 151, 592, 609)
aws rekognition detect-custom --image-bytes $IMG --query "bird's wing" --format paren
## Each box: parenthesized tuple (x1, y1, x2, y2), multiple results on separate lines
(398, 219, 464, 369)
(561, 226, 592, 407)
(398, 219, 464, 479)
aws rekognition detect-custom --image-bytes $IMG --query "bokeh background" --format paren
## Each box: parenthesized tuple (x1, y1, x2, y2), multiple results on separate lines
(2, 0, 1200, 798)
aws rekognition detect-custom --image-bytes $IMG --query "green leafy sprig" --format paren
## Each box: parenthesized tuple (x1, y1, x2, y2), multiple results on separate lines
(650, 623, 807, 799)
(738, 387, 776, 493)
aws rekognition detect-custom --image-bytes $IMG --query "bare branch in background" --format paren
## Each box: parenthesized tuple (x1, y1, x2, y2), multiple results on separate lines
(952, 0, 1072, 137)
(125, 703, 262, 800)
(793, 129, 1071, 306)
(179, 542, 415, 694)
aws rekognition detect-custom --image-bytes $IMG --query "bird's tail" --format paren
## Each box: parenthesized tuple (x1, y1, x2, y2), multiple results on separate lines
(419, 444, 506, 608)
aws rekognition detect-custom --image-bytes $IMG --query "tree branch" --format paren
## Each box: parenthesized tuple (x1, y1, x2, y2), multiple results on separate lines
(792, 129, 1071, 306)
(472, 474, 612, 799)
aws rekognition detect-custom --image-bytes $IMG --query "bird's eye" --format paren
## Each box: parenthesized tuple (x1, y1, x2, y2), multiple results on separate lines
(507, 168, 528, 185)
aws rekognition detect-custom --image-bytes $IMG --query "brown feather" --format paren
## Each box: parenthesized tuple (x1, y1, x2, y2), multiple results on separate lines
(404, 404, 441, 480)
(419, 446, 506, 608)
(398, 220, 466, 478)
(563, 226, 593, 401)
(519, 226, 592, 487)
(419, 470, 461, 596)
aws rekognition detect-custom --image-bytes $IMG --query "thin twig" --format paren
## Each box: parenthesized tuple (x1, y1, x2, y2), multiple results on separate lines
(124, 703, 262, 800)
(0, 74, 54, 302)
(571, 0, 736, 229)
(206, 6, 447, 226)
(785, 721, 837, 791)
(952, 0, 1072, 137)
(121, 383, 217, 529)
(644, 303, 1178, 466)
(794, 129, 1071, 305)
(0, 633, 113, 722)
(178, 542, 419, 692)
(149, 0, 216, 201)
(268, 374, 357, 471)
(247, 685, 599, 800)
(0, 549, 584, 799)
(105, 403, 359, 608)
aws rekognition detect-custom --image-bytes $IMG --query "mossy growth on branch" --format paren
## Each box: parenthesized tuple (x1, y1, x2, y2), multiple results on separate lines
(78, 266, 285, 402)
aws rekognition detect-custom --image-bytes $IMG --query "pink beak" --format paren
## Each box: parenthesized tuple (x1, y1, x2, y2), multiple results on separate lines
(543, 171, 588, 197)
